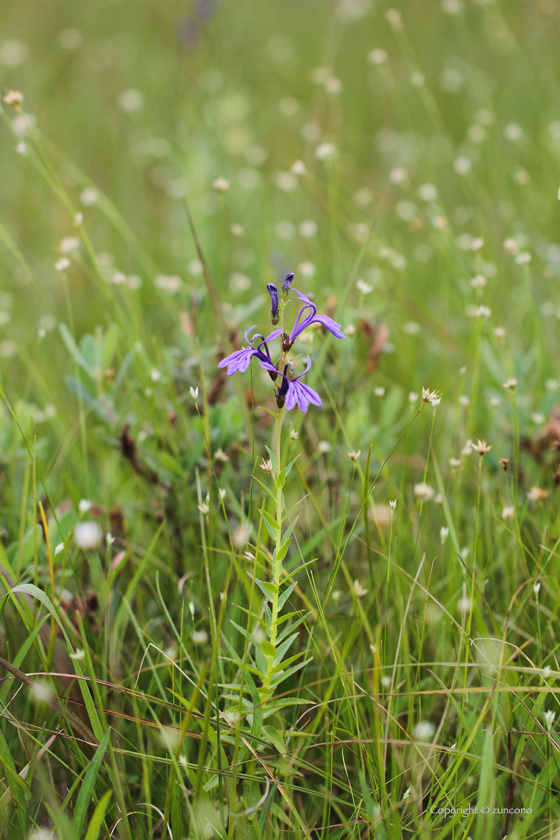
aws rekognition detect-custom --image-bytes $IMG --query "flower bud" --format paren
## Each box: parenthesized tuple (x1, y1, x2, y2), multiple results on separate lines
(282, 272, 294, 295)
(267, 283, 279, 325)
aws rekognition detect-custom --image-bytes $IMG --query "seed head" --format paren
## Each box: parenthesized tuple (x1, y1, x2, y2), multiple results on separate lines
(503, 378, 518, 390)
(348, 450, 361, 462)
(500, 457, 509, 471)
(502, 506, 514, 520)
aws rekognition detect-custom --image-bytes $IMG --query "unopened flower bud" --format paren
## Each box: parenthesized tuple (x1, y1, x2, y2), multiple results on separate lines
(267, 283, 279, 325)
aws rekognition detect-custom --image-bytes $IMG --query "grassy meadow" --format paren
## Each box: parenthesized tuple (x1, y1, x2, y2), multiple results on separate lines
(2, 0, 560, 836)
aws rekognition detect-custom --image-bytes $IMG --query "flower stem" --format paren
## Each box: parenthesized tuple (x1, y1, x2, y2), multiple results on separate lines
(263, 407, 283, 698)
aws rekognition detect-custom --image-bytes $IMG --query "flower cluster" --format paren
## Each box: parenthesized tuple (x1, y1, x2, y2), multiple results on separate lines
(218, 274, 344, 412)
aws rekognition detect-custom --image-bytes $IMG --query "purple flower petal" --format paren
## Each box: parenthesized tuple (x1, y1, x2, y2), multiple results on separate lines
(285, 380, 322, 413)
(312, 314, 345, 339)
(218, 347, 255, 375)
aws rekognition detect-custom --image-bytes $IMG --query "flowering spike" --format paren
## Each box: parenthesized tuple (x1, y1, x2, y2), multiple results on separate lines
(267, 283, 279, 325)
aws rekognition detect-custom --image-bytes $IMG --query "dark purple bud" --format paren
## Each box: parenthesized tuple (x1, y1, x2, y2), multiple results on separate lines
(267, 283, 279, 325)
(282, 273, 294, 294)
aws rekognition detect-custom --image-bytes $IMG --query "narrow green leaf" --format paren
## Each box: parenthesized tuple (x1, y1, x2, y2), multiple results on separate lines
(262, 725, 286, 754)
(72, 729, 111, 838)
(261, 640, 276, 658)
(83, 790, 112, 840)
(259, 509, 280, 530)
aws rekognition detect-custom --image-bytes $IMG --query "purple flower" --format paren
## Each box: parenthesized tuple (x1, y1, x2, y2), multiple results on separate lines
(277, 357, 322, 413)
(282, 272, 294, 294)
(218, 326, 281, 376)
(283, 289, 345, 350)
(267, 283, 279, 325)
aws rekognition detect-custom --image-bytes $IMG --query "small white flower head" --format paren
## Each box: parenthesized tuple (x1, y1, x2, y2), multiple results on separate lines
(118, 89, 143, 112)
(299, 219, 317, 238)
(385, 8, 403, 30)
(15, 140, 27, 155)
(54, 542, 65, 556)
(441, 0, 464, 13)
(190, 386, 199, 401)
(533, 581, 541, 596)
(198, 502, 209, 515)
(260, 458, 274, 475)
(213, 448, 229, 462)
(544, 709, 556, 731)
(69, 648, 85, 661)
(73, 212, 83, 226)
(493, 327, 506, 339)
(348, 450, 361, 462)
(457, 596, 472, 613)
(189, 601, 195, 618)
(403, 787, 412, 800)
(219, 488, 227, 500)
(408, 391, 418, 403)
(212, 176, 230, 192)
(412, 721, 435, 741)
(490, 396, 500, 407)
(374, 386, 385, 397)
(514, 252, 532, 265)
(352, 579, 368, 597)
(317, 441, 331, 454)
(150, 369, 161, 382)
(467, 304, 492, 318)
(11, 113, 36, 137)
(79, 499, 92, 513)
(422, 387, 442, 405)
(389, 166, 408, 184)
(527, 486, 549, 502)
(502, 506, 515, 521)
(315, 142, 338, 161)
(546, 379, 559, 390)
(74, 522, 102, 550)
(190, 629, 208, 644)
(155, 275, 182, 294)
(80, 188, 98, 206)
(290, 429, 299, 440)
(59, 236, 80, 254)
(503, 237, 519, 254)
(291, 159, 306, 175)
(449, 458, 462, 468)
(472, 439, 492, 456)
(367, 48, 388, 66)
(404, 321, 420, 335)
(356, 278, 374, 295)
(470, 274, 487, 289)
(462, 439, 473, 456)
(458, 395, 470, 409)
(543, 665, 552, 679)
(440, 526, 449, 544)
(324, 76, 342, 94)
(503, 377, 518, 390)
(413, 482, 435, 502)
(3, 90, 24, 107)
(389, 499, 397, 511)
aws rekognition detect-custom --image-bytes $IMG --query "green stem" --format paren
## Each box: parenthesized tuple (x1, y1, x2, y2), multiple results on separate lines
(263, 408, 283, 697)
